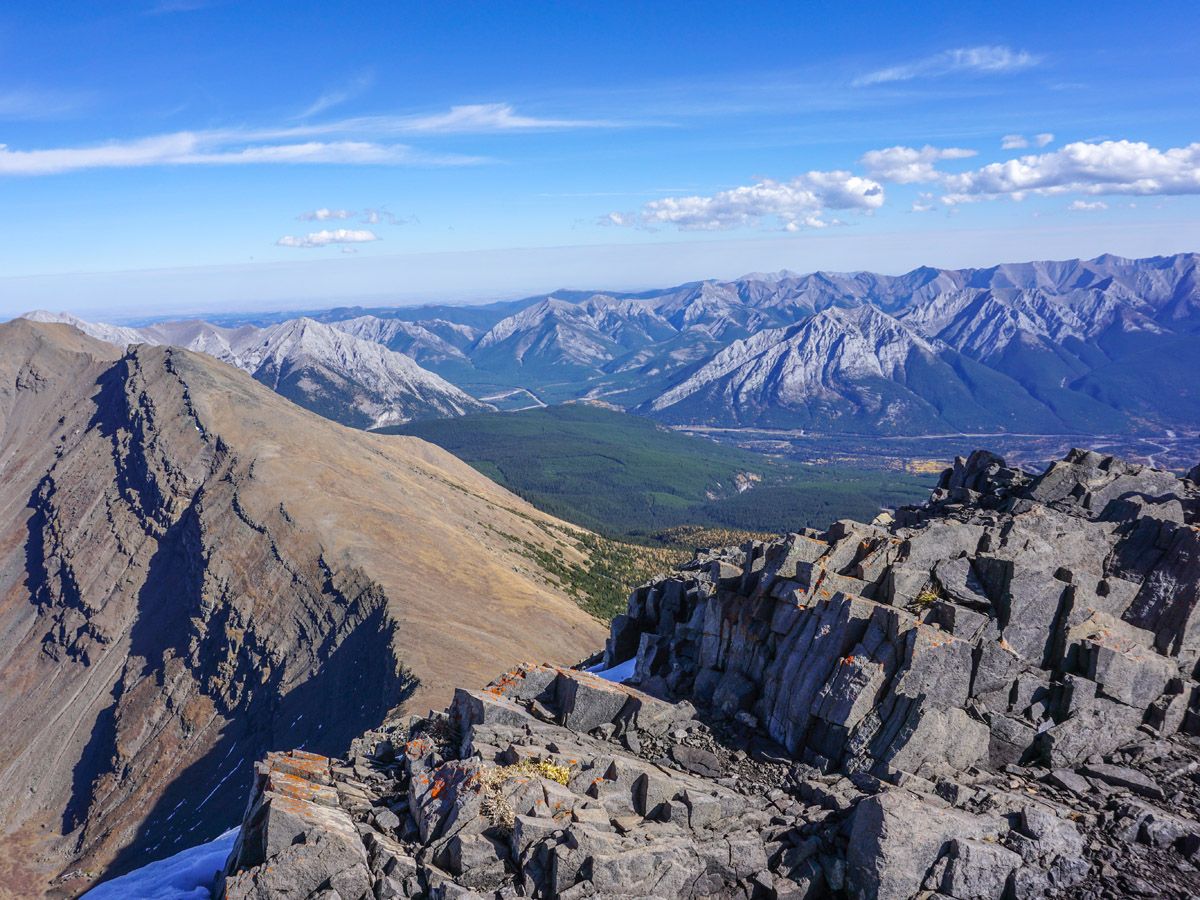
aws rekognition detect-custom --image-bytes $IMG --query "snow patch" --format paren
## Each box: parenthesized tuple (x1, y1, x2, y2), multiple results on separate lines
(586, 657, 637, 683)
(81, 828, 237, 900)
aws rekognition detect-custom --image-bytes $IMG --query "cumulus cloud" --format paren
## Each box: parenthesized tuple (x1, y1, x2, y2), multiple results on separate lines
(1002, 132, 1054, 150)
(609, 172, 884, 232)
(276, 228, 380, 248)
(859, 145, 976, 183)
(853, 45, 1039, 87)
(1068, 200, 1108, 211)
(940, 140, 1200, 202)
(298, 208, 354, 221)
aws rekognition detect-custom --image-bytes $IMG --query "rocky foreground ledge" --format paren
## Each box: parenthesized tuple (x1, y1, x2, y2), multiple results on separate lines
(216, 450, 1200, 899)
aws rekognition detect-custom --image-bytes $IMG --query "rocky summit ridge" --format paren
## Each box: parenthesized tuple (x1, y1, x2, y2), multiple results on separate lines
(0, 320, 602, 897)
(216, 449, 1200, 899)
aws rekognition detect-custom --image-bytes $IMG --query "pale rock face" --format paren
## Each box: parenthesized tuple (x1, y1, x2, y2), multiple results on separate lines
(21, 309, 147, 345)
(329, 315, 474, 364)
(651, 305, 939, 413)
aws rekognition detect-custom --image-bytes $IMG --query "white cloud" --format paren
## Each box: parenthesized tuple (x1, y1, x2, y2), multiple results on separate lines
(147, 0, 211, 13)
(611, 171, 884, 231)
(941, 140, 1200, 202)
(298, 73, 374, 119)
(854, 45, 1040, 87)
(911, 192, 936, 213)
(1008, 131, 1056, 148)
(276, 228, 380, 248)
(0, 101, 611, 177)
(0, 88, 88, 120)
(362, 208, 416, 225)
(396, 103, 612, 133)
(859, 145, 976, 183)
(0, 131, 484, 175)
(1068, 200, 1108, 211)
(297, 207, 416, 226)
(1004, 132, 1055, 149)
(298, 208, 354, 221)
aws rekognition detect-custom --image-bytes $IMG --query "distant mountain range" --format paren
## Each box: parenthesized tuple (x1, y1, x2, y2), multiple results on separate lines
(25, 252, 1200, 435)
(23, 311, 491, 428)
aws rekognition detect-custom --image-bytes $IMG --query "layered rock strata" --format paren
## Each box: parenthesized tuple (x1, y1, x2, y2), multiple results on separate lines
(221, 449, 1200, 899)
(0, 321, 603, 897)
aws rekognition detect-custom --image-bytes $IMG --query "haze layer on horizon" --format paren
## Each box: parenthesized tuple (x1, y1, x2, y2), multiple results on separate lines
(1, 0, 1198, 318)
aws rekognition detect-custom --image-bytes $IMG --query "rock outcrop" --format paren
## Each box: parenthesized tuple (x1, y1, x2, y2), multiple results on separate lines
(219, 449, 1200, 898)
(0, 321, 603, 898)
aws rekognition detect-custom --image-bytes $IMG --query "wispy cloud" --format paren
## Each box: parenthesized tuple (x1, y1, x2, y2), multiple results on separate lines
(277, 228, 380, 248)
(940, 140, 1200, 203)
(1068, 200, 1108, 211)
(606, 171, 883, 232)
(147, 0, 213, 14)
(1001, 132, 1055, 150)
(0, 88, 89, 120)
(362, 208, 416, 225)
(0, 101, 616, 176)
(298, 208, 354, 221)
(0, 133, 482, 175)
(911, 192, 936, 213)
(859, 145, 976, 183)
(297, 207, 415, 225)
(297, 73, 375, 119)
(387, 103, 614, 133)
(853, 45, 1040, 87)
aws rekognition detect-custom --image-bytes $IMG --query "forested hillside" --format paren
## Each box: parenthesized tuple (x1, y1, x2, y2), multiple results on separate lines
(388, 403, 931, 538)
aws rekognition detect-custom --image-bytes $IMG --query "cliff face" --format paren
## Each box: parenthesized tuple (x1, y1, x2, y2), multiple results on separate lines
(0, 321, 604, 897)
(219, 449, 1200, 900)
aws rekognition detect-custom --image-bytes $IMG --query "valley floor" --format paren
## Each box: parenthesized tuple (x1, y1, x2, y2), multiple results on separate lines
(682, 428, 1200, 474)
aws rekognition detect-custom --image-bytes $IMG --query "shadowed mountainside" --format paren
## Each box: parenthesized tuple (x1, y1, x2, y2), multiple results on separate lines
(0, 320, 604, 897)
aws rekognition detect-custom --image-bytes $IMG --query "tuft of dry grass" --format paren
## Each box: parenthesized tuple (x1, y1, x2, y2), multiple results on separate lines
(474, 759, 573, 833)
(907, 586, 941, 613)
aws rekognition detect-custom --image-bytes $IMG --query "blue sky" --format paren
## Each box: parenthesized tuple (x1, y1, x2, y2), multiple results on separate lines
(1, 0, 1199, 317)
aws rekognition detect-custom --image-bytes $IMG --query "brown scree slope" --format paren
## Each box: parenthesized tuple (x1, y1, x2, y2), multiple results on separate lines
(0, 319, 604, 897)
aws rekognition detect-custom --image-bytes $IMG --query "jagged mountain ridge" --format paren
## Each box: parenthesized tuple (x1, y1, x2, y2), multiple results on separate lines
(0, 320, 603, 898)
(21, 311, 492, 429)
(26, 252, 1200, 430)
(195, 252, 1200, 428)
(645, 305, 1072, 433)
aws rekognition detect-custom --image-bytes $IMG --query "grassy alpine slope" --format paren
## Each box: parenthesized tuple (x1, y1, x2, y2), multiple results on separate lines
(385, 403, 932, 539)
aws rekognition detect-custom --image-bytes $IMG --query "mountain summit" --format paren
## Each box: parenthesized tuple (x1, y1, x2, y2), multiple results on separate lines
(0, 320, 601, 896)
